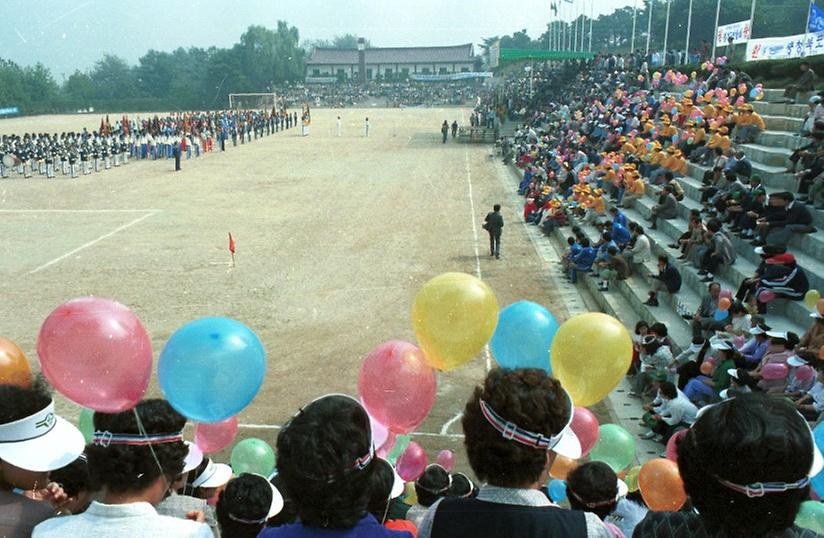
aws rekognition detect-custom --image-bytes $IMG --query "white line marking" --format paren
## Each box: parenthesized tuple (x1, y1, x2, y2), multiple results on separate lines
(0, 209, 161, 213)
(439, 412, 463, 435)
(28, 212, 156, 274)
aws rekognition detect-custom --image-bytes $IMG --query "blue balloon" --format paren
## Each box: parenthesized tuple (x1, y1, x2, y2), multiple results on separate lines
(548, 479, 568, 503)
(158, 317, 266, 422)
(749, 88, 758, 99)
(490, 301, 559, 372)
(713, 309, 728, 322)
(812, 424, 824, 497)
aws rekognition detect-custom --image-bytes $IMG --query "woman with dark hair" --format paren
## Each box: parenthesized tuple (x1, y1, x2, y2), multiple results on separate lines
(33, 398, 212, 537)
(0, 380, 84, 536)
(407, 464, 450, 528)
(683, 340, 737, 405)
(631, 336, 673, 398)
(635, 393, 824, 537)
(215, 473, 283, 538)
(260, 394, 411, 537)
(419, 368, 610, 537)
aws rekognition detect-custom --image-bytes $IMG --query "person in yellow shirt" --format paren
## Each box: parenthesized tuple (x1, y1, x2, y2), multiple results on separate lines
(651, 147, 680, 183)
(586, 189, 607, 223)
(620, 172, 646, 208)
(734, 104, 766, 143)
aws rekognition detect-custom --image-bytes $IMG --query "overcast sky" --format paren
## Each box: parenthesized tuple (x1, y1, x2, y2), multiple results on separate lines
(1, 0, 633, 78)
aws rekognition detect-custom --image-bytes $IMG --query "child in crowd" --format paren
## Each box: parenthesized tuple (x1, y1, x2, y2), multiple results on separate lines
(407, 464, 451, 528)
(215, 473, 284, 538)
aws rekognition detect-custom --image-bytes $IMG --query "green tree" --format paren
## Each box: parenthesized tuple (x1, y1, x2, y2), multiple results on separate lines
(63, 70, 94, 103)
(90, 54, 138, 100)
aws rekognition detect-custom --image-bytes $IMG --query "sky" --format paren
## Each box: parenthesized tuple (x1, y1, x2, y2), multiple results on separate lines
(1, 0, 633, 78)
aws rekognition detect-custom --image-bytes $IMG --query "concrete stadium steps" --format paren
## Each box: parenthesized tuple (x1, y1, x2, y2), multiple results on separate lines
(686, 161, 798, 192)
(763, 115, 805, 132)
(757, 130, 801, 151)
(753, 101, 810, 119)
(739, 143, 791, 168)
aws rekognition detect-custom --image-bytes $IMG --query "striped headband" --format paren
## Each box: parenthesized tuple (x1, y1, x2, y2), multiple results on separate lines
(715, 477, 811, 498)
(92, 430, 183, 447)
(479, 394, 573, 451)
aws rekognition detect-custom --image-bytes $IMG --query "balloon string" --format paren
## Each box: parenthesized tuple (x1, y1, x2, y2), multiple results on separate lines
(132, 408, 171, 490)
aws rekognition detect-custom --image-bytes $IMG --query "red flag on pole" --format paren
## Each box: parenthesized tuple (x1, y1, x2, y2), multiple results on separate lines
(228, 233, 236, 254)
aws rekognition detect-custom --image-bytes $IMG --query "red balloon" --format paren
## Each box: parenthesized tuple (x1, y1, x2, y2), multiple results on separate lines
(396, 441, 428, 481)
(570, 407, 599, 457)
(37, 297, 152, 413)
(762, 363, 789, 381)
(436, 450, 456, 472)
(358, 341, 437, 434)
(195, 417, 239, 453)
(665, 429, 688, 462)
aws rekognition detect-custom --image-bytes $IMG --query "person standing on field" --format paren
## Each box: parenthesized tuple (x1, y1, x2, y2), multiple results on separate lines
(484, 204, 504, 259)
(365, 117, 370, 137)
(336, 116, 342, 137)
(441, 120, 449, 143)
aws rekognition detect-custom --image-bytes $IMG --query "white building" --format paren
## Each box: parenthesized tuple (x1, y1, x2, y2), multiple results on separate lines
(305, 41, 476, 83)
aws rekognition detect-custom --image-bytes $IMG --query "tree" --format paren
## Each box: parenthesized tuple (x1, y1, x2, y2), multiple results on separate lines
(90, 54, 138, 100)
(63, 70, 94, 103)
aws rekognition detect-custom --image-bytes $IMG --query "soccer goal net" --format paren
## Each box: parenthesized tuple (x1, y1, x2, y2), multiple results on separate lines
(228, 93, 278, 110)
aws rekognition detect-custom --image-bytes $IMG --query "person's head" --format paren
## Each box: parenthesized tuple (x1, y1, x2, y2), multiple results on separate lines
(87, 399, 187, 505)
(657, 254, 668, 270)
(635, 320, 649, 336)
(493, 204, 501, 212)
(706, 219, 722, 234)
(641, 335, 662, 354)
(609, 206, 619, 216)
(650, 322, 668, 339)
(801, 62, 810, 72)
(447, 473, 477, 499)
(581, 237, 591, 248)
(0, 379, 84, 491)
(216, 473, 284, 538)
(367, 458, 403, 522)
(607, 246, 618, 256)
(708, 282, 721, 298)
(415, 464, 451, 507)
(664, 171, 674, 183)
(728, 36, 734, 44)
(276, 394, 374, 529)
(49, 454, 92, 514)
(659, 381, 678, 400)
(184, 457, 232, 501)
(677, 393, 820, 535)
(567, 236, 576, 246)
(462, 368, 579, 488)
(566, 461, 622, 520)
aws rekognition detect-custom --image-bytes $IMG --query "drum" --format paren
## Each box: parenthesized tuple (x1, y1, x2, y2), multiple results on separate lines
(1, 154, 14, 168)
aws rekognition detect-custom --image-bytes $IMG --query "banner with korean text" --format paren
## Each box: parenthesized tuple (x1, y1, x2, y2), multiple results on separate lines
(746, 30, 824, 62)
(715, 19, 752, 47)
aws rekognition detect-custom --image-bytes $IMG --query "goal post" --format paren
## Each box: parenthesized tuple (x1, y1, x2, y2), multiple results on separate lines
(228, 92, 278, 110)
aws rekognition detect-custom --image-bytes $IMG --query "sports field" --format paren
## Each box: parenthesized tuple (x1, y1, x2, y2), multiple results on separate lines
(0, 108, 570, 465)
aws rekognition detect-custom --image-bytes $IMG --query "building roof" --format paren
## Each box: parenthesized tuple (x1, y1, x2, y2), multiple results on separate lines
(306, 44, 474, 65)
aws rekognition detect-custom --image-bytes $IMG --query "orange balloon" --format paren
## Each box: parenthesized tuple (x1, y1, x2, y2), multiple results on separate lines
(639, 458, 687, 511)
(550, 455, 578, 480)
(818, 299, 824, 316)
(718, 298, 731, 311)
(0, 337, 32, 387)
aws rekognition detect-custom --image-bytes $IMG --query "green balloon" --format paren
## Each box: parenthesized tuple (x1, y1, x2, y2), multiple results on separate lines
(588, 424, 636, 472)
(78, 408, 94, 444)
(387, 435, 412, 466)
(230, 438, 275, 476)
(796, 501, 824, 533)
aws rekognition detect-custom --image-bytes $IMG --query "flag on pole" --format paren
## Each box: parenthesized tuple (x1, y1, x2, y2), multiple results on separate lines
(228, 232, 236, 254)
(551, 2, 558, 15)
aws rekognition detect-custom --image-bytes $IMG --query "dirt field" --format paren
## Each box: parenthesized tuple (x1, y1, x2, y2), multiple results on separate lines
(0, 108, 571, 468)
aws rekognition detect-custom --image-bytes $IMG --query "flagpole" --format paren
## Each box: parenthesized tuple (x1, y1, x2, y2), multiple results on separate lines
(804, 0, 813, 40)
(589, 0, 594, 52)
(631, 0, 638, 53)
(573, 1, 579, 52)
(645, 0, 653, 56)
(663, 0, 671, 59)
(749, 0, 757, 36)
(685, 0, 694, 64)
(711, 0, 722, 61)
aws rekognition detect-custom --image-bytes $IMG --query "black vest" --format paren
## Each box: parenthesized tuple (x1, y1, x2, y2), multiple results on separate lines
(431, 497, 589, 538)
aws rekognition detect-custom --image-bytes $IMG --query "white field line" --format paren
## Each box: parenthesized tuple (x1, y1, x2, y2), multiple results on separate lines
(0, 209, 161, 213)
(28, 212, 157, 274)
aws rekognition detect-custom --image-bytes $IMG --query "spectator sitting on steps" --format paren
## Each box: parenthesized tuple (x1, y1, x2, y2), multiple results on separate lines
(645, 255, 682, 307)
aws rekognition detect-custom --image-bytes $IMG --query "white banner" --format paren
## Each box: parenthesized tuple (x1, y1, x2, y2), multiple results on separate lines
(715, 19, 752, 47)
(746, 30, 824, 62)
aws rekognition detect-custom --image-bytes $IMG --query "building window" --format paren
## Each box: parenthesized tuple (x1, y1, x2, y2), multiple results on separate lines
(461, 67, 470, 72)
(439, 67, 448, 75)
(385, 68, 392, 76)
(312, 69, 320, 76)
(337, 69, 345, 76)
(422, 67, 430, 74)
(401, 68, 410, 75)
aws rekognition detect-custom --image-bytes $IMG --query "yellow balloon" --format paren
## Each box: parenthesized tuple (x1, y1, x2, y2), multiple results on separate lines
(403, 481, 418, 506)
(805, 289, 821, 310)
(412, 272, 498, 371)
(625, 465, 642, 492)
(550, 313, 632, 406)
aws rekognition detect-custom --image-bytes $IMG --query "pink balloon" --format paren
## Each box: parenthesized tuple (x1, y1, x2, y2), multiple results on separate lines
(665, 429, 688, 461)
(762, 363, 789, 381)
(369, 413, 390, 450)
(376, 431, 397, 459)
(194, 416, 238, 453)
(796, 365, 815, 382)
(396, 441, 428, 481)
(37, 297, 152, 413)
(719, 288, 733, 300)
(571, 407, 600, 457)
(358, 341, 437, 434)
(436, 450, 456, 472)
(758, 289, 776, 303)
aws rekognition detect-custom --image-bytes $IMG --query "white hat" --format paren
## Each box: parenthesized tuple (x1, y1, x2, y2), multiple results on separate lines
(788, 355, 809, 368)
(766, 331, 789, 340)
(183, 442, 204, 474)
(712, 339, 735, 351)
(192, 459, 233, 488)
(387, 461, 405, 499)
(754, 246, 765, 255)
(265, 480, 285, 519)
(0, 400, 84, 472)
(616, 479, 629, 499)
(811, 312, 823, 320)
(727, 368, 740, 380)
(749, 326, 767, 335)
(688, 341, 705, 353)
(719, 389, 731, 399)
